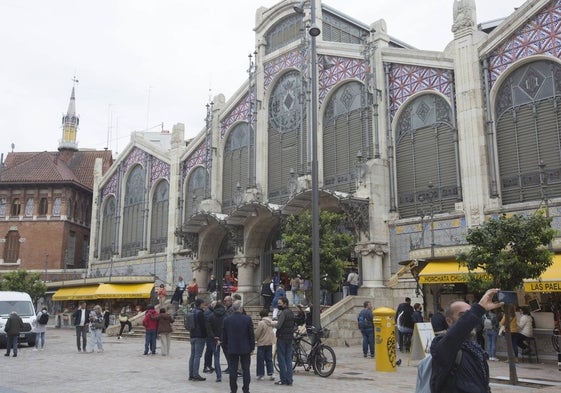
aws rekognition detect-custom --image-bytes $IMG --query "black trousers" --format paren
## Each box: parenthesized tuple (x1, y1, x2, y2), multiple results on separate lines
(228, 353, 251, 393)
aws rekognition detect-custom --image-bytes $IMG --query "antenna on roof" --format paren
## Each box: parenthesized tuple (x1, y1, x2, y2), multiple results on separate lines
(11, 143, 15, 153)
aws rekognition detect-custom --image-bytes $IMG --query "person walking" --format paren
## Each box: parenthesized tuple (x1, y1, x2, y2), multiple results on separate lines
(157, 284, 167, 310)
(188, 298, 207, 382)
(290, 274, 302, 306)
(142, 304, 158, 355)
(357, 301, 374, 358)
(72, 302, 90, 352)
(483, 308, 500, 361)
(271, 284, 286, 320)
(347, 270, 359, 295)
(203, 300, 216, 374)
(34, 306, 49, 350)
(88, 305, 104, 353)
(157, 308, 174, 356)
(4, 311, 24, 357)
(430, 288, 503, 392)
(274, 296, 294, 386)
(222, 300, 255, 393)
(260, 277, 274, 311)
(187, 278, 199, 305)
(117, 307, 133, 339)
(395, 297, 414, 352)
(255, 308, 276, 380)
(206, 300, 226, 383)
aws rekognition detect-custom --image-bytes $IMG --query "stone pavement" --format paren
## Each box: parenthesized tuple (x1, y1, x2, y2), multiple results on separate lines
(1, 328, 560, 393)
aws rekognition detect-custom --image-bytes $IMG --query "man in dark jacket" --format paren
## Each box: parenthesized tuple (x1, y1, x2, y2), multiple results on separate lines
(430, 288, 503, 393)
(206, 301, 226, 382)
(222, 300, 255, 393)
(395, 297, 414, 352)
(72, 301, 90, 352)
(4, 311, 24, 357)
(203, 300, 216, 374)
(275, 296, 294, 386)
(189, 298, 208, 382)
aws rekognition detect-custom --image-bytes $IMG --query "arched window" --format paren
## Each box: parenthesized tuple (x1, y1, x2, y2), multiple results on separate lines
(52, 197, 62, 216)
(495, 60, 561, 204)
(150, 180, 169, 253)
(11, 198, 21, 216)
(395, 93, 459, 218)
(25, 198, 34, 217)
(3, 230, 20, 263)
(223, 122, 250, 212)
(0, 198, 6, 217)
(122, 165, 146, 257)
(185, 167, 209, 218)
(39, 198, 48, 216)
(100, 195, 117, 260)
(323, 81, 371, 193)
(268, 70, 307, 204)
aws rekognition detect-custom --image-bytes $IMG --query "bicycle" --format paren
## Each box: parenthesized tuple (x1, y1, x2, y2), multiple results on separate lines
(274, 325, 336, 377)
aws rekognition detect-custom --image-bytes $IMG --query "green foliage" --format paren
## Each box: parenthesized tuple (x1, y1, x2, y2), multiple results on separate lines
(274, 210, 354, 292)
(0, 270, 46, 303)
(457, 211, 556, 290)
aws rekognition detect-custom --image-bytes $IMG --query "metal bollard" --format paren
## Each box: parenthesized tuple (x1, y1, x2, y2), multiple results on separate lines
(373, 307, 397, 372)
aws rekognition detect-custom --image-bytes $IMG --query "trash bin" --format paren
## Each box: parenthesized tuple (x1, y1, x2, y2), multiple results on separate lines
(373, 307, 397, 372)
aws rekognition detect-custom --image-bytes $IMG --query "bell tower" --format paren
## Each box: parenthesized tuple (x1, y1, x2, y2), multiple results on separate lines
(58, 76, 80, 151)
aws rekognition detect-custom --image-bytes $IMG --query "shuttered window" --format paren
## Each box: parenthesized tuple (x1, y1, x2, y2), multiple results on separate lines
(150, 180, 169, 253)
(223, 122, 250, 212)
(496, 60, 561, 205)
(395, 94, 458, 218)
(122, 165, 146, 257)
(185, 167, 208, 218)
(100, 195, 116, 260)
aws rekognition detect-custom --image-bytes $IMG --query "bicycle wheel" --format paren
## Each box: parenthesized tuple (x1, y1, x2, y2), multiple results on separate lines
(273, 344, 299, 372)
(312, 344, 336, 377)
(273, 349, 281, 372)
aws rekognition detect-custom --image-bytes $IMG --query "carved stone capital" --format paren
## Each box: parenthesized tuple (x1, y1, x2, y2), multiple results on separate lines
(233, 256, 259, 269)
(356, 242, 388, 257)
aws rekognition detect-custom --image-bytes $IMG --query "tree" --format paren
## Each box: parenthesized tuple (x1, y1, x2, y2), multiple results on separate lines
(456, 211, 556, 385)
(274, 210, 354, 294)
(0, 269, 47, 304)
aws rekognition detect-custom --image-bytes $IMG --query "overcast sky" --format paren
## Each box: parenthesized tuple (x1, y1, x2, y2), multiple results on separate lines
(0, 0, 523, 156)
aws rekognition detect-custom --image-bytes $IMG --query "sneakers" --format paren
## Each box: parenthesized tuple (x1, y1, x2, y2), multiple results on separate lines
(257, 376, 264, 381)
(216, 378, 221, 383)
(269, 375, 275, 381)
(191, 375, 206, 381)
(33, 348, 38, 351)
(489, 357, 499, 361)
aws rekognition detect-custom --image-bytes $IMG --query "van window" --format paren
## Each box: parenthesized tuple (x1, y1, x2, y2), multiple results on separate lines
(0, 300, 35, 317)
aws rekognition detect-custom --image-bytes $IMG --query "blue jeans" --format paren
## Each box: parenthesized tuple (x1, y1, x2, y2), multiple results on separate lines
(485, 329, 498, 358)
(144, 329, 157, 354)
(89, 328, 103, 351)
(35, 332, 45, 349)
(206, 340, 222, 380)
(189, 337, 206, 378)
(6, 335, 18, 355)
(361, 328, 374, 356)
(256, 345, 273, 377)
(276, 338, 293, 385)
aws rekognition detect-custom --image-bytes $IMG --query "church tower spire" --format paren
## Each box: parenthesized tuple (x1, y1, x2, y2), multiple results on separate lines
(58, 76, 80, 151)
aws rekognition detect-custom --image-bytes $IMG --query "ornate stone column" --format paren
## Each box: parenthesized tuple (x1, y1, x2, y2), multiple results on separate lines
(356, 242, 388, 288)
(233, 255, 260, 299)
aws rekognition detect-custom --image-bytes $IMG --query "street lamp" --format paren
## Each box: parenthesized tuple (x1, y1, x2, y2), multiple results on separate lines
(44, 254, 49, 283)
(427, 182, 435, 258)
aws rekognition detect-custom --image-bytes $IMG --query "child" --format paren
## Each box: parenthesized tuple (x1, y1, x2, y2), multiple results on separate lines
(255, 309, 275, 381)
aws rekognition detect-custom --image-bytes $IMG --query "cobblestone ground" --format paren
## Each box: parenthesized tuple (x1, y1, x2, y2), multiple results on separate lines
(0, 328, 560, 393)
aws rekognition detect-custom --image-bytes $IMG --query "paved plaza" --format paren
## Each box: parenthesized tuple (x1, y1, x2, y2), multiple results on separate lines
(1, 328, 560, 393)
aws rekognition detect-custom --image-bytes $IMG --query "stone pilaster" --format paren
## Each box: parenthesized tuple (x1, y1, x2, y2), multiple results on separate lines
(356, 242, 388, 288)
(233, 256, 260, 295)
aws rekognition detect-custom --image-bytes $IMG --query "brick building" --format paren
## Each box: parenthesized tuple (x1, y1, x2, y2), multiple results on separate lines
(0, 84, 113, 279)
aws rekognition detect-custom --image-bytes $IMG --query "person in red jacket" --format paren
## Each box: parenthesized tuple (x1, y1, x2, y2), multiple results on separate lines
(142, 304, 159, 355)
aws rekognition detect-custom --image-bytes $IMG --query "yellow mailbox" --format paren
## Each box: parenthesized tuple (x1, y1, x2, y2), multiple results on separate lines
(373, 306, 397, 372)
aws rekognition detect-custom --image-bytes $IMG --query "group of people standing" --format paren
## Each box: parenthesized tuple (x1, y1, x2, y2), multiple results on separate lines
(185, 293, 296, 393)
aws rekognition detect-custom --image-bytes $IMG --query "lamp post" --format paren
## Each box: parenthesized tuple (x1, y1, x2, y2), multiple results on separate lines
(427, 182, 435, 258)
(44, 254, 48, 283)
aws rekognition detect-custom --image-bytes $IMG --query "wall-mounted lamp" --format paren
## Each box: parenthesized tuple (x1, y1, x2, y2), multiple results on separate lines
(293, 1, 305, 14)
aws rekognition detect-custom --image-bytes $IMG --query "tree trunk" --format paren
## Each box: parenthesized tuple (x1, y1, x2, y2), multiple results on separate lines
(503, 304, 519, 385)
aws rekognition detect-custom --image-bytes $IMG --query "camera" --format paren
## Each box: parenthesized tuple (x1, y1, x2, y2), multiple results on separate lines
(498, 291, 518, 305)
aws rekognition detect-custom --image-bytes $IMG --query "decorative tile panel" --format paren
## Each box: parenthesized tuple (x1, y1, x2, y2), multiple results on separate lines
(182, 141, 208, 182)
(102, 172, 119, 200)
(388, 63, 453, 117)
(221, 93, 250, 137)
(318, 55, 366, 103)
(150, 156, 170, 187)
(488, 0, 561, 87)
(264, 50, 304, 90)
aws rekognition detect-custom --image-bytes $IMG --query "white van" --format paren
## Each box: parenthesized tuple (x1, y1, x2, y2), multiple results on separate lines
(0, 291, 37, 347)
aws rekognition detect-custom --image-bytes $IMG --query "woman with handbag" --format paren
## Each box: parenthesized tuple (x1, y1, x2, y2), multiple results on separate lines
(88, 305, 104, 353)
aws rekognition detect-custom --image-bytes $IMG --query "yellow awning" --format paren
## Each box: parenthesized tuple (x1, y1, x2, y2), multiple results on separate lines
(419, 261, 485, 284)
(94, 283, 154, 299)
(52, 286, 99, 301)
(524, 255, 561, 292)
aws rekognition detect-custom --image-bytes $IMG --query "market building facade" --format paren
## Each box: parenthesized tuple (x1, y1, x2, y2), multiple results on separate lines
(88, 0, 561, 315)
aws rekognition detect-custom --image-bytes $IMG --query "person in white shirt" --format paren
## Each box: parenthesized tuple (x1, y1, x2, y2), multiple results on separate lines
(347, 270, 359, 295)
(72, 302, 89, 352)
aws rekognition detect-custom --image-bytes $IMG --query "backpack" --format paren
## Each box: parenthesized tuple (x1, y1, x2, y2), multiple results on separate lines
(483, 314, 493, 330)
(183, 308, 197, 331)
(358, 310, 370, 329)
(415, 350, 462, 393)
(37, 312, 49, 325)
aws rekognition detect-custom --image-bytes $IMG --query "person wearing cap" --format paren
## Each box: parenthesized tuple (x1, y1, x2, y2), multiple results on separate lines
(290, 274, 302, 306)
(189, 298, 208, 382)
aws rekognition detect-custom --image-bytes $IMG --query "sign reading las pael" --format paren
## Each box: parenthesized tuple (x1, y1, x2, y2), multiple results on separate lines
(524, 281, 561, 292)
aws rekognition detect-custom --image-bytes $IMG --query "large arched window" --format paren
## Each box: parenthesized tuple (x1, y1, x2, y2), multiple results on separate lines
(395, 93, 459, 218)
(223, 122, 250, 212)
(495, 59, 561, 204)
(323, 81, 371, 193)
(268, 70, 307, 204)
(3, 229, 20, 263)
(150, 180, 169, 253)
(100, 195, 117, 260)
(185, 167, 209, 218)
(122, 165, 146, 257)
